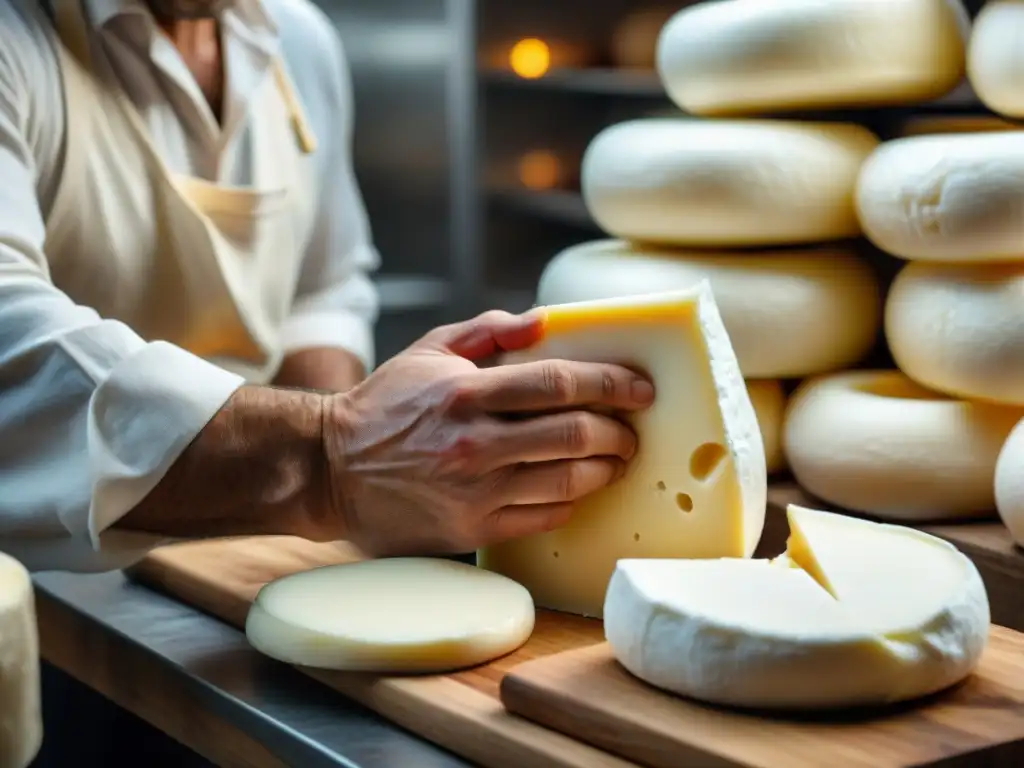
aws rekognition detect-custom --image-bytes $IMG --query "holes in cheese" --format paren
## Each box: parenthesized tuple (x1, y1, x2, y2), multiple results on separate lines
(244, 559, 534, 673)
(856, 133, 1024, 262)
(887, 262, 1024, 406)
(784, 371, 1024, 521)
(969, 1, 1024, 119)
(603, 505, 990, 710)
(536, 240, 880, 379)
(477, 285, 767, 618)
(581, 119, 879, 248)
(0, 553, 41, 768)
(655, 0, 967, 117)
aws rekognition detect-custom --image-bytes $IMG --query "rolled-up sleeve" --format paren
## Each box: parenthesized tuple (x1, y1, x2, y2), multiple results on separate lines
(0, 53, 243, 572)
(279, 26, 381, 373)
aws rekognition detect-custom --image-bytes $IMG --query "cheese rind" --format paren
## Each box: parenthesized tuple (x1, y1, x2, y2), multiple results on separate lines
(784, 370, 1023, 520)
(581, 119, 879, 247)
(856, 133, 1024, 262)
(968, 1, 1024, 119)
(604, 505, 989, 710)
(0, 553, 41, 768)
(536, 239, 880, 378)
(995, 417, 1024, 546)
(886, 262, 1024, 405)
(478, 285, 767, 618)
(656, 0, 967, 116)
(245, 558, 535, 673)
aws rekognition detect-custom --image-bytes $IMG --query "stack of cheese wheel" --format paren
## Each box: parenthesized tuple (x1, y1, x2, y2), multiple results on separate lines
(539, 0, 972, 475)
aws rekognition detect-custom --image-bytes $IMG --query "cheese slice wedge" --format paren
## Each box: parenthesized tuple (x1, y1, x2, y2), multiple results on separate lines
(604, 505, 990, 710)
(477, 284, 767, 618)
(0, 553, 42, 768)
(245, 558, 535, 673)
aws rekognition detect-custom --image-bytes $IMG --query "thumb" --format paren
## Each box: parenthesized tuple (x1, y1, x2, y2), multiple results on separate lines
(420, 309, 543, 360)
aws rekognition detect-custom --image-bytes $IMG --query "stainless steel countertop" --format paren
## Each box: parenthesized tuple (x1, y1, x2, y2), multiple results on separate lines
(34, 571, 470, 768)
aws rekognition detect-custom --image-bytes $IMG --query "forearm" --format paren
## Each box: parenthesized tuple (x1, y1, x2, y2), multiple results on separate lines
(273, 347, 365, 392)
(116, 386, 335, 541)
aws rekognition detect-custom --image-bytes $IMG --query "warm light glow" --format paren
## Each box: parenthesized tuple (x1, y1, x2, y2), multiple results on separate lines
(517, 150, 563, 190)
(509, 38, 551, 79)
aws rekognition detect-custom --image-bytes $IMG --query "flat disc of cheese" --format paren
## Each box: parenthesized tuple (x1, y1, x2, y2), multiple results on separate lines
(536, 240, 880, 379)
(0, 553, 41, 768)
(479, 285, 767, 618)
(969, 1, 1024, 119)
(995, 417, 1024, 546)
(245, 558, 534, 673)
(887, 262, 1024, 405)
(784, 370, 1023, 520)
(857, 133, 1024, 262)
(604, 505, 989, 710)
(656, 0, 967, 116)
(748, 380, 786, 475)
(581, 119, 879, 248)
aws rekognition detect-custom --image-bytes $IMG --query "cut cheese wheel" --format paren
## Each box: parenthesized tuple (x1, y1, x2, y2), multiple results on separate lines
(898, 115, 1020, 137)
(856, 132, 1024, 262)
(968, 1, 1024, 119)
(536, 239, 881, 378)
(784, 370, 1023, 520)
(995, 417, 1024, 545)
(887, 262, 1024, 405)
(478, 285, 767, 618)
(0, 553, 41, 768)
(245, 558, 534, 673)
(604, 505, 989, 710)
(581, 119, 880, 247)
(656, 0, 967, 117)
(748, 380, 786, 475)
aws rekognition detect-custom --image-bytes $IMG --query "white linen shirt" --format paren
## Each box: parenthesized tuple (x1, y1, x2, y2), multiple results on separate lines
(0, 0, 380, 571)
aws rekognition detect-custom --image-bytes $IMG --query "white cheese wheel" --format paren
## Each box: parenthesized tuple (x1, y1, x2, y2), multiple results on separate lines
(968, 1, 1024, 119)
(0, 553, 41, 768)
(604, 505, 989, 710)
(748, 380, 786, 475)
(995, 417, 1024, 545)
(856, 132, 1024, 262)
(656, 0, 967, 116)
(898, 115, 1020, 137)
(245, 558, 534, 673)
(784, 370, 1024, 520)
(581, 119, 880, 247)
(887, 262, 1024, 405)
(536, 240, 881, 379)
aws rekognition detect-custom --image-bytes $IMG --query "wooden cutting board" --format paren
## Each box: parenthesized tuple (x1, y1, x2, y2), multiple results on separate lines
(126, 537, 637, 768)
(501, 629, 1024, 768)
(766, 483, 1024, 632)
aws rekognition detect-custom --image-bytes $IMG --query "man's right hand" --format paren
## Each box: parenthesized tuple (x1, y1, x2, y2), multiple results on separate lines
(321, 310, 655, 557)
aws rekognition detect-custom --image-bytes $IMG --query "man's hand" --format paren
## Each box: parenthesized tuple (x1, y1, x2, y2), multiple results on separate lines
(321, 310, 654, 557)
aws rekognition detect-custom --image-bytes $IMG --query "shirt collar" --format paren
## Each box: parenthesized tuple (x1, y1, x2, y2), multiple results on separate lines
(84, 0, 278, 38)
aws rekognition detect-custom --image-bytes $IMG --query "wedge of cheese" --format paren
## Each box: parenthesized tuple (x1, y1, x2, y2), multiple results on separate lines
(604, 505, 990, 710)
(478, 285, 767, 618)
(0, 553, 42, 768)
(245, 558, 535, 673)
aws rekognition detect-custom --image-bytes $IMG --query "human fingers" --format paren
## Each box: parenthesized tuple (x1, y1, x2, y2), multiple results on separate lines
(476, 503, 576, 547)
(417, 310, 543, 360)
(465, 359, 654, 413)
(500, 457, 626, 507)
(475, 411, 637, 472)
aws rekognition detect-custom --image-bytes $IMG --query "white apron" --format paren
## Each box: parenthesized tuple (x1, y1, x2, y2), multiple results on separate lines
(44, 0, 319, 383)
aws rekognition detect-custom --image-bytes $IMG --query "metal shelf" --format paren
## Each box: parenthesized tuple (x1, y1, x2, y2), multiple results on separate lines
(480, 67, 668, 98)
(488, 187, 597, 229)
(375, 275, 452, 311)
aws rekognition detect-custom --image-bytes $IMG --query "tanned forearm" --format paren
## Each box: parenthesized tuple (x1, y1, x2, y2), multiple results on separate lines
(273, 348, 365, 392)
(115, 386, 336, 541)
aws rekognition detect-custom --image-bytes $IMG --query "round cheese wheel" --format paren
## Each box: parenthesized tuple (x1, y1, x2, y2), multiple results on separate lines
(784, 370, 1024, 520)
(656, 0, 967, 116)
(581, 119, 880, 247)
(536, 240, 881, 379)
(898, 115, 1020, 137)
(245, 558, 534, 673)
(856, 132, 1024, 262)
(995, 416, 1024, 546)
(0, 553, 41, 768)
(748, 380, 787, 475)
(886, 262, 1024, 405)
(968, 1, 1024, 119)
